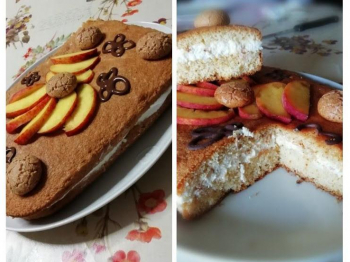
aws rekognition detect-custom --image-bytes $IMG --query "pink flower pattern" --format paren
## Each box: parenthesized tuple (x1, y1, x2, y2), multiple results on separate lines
(62, 249, 86, 262)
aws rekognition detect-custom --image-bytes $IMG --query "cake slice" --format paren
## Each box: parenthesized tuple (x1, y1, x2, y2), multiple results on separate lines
(177, 67, 342, 220)
(177, 25, 262, 85)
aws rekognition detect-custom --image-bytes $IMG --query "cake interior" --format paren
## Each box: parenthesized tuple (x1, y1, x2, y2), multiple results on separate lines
(177, 29, 262, 84)
(178, 126, 342, 219)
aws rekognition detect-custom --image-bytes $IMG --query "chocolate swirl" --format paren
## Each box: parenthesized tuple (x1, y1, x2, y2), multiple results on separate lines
(96, 67, 130, 102)
(294, 123, 342, 145)
(21, 72, 40, 86)
(188, 123, 244, 150)
(6, 147, 16, 163)
(102, 34, 136, 57)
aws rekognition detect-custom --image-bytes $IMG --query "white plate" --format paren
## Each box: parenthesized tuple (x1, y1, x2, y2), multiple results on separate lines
(177, 73, 342, 262)
(6, 22, 172, 232)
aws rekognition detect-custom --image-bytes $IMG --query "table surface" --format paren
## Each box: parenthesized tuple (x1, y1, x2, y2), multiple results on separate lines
(6, 1, 172, 262)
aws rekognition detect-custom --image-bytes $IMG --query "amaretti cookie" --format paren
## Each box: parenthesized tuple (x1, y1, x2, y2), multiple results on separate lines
(6, 20, 172, 219)
(177, 25, 262, 84)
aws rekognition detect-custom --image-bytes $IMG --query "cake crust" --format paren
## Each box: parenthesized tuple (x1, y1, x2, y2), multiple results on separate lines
(6, 20, 172, 218)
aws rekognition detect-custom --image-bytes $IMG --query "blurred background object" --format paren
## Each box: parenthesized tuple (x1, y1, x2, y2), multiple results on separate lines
(177, 0, 342, 82)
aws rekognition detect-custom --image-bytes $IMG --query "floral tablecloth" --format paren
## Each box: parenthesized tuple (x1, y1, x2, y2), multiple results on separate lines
(6, 1, 172, 262)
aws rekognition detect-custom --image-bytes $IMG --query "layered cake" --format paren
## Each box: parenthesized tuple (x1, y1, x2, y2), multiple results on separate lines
(6, 20, 172, 219)
(176, 25, 342, 220)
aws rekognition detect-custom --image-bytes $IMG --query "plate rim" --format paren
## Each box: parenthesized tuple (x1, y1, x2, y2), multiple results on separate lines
(6, 21, 172, 232)
(177, 72, 342, 262)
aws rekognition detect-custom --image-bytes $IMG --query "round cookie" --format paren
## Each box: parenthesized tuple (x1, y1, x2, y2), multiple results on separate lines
(317, 90, 343, 123)
(194, 9, 230, 28)
(7, 155, 43, 196)
(136, 32, 172, 60)
(76, 26, 103, 50)
(214, 80, 254, 108)
(46, 72, 77, 98)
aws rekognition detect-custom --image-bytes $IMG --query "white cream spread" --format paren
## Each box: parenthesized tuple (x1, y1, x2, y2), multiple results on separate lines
(177, 40, 262, 64)
(44, 86, 172, 211)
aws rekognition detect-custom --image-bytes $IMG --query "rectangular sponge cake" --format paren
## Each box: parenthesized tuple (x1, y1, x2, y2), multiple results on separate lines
(177, 25, 262, 84)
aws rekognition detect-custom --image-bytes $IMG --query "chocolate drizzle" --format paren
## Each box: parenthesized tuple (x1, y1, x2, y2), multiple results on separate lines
(188, 123, 244, 150)
(96, 67, 130, 102)
(294, 123, 342, 145)
(6, 147, 16, 163)
(102, 34, 135, 57)
(21, 72, 40, 86)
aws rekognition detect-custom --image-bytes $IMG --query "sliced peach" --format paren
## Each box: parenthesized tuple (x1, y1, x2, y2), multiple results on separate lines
(46, 70, 94, 84)
(196, 82, 219, 90)
(14, 98, 56, 145)
(51, 48, 98, 64)
(38, 92, 78, 134)
(9, 83, 44, 103)
(238, 102, 263, 120)
(6, 85, 48, 118)
(177, 85, 215, 97)
(46, 71, 55, 83)
(50, 56, 100, 75)
(64, 84, 97, 136)
(177, 92, 223, 110)
(177, 107, 235, 126)
(255, 82, 292, 123)
(282, 80, 310, 121)
(6, 96, 51, 134)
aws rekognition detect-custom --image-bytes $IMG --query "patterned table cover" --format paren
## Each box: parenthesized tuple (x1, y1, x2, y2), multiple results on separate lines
(6, 1, 172, 262)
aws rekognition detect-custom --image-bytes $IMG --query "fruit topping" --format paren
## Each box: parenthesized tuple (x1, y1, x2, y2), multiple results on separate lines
(177, 106, 235, 126)
(14, 97, 56, 145)
(51, 48, 98, 64)
(50, 56, 100, 75)
(6, 96, 51, 134)
(9, 83, 44, 103)
(282, 80, 310, 121)
(38, 92, 78, 134)
(238, 102, 263, 120)
(196, 81, 219, 90)
(6, 85, 48, 118)
(177, 92, 223, 110)
(255, 82, 292, 123)
(177, 85, 215, 97)
(64, 84, 97, 136)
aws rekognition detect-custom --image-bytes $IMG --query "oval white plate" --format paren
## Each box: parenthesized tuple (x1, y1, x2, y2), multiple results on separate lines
(177, 73, 342, 262)
(6, 22, 172, 232)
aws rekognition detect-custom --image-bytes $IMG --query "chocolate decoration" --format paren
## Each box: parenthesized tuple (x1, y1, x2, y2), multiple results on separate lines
(102, 34, 136, 57)
(21, 72, 40, 86)
(295, 123, 342, 145)
(6, 147, 16, 163)
(96, 67, 130, 102)
(188, 123, 244, 150)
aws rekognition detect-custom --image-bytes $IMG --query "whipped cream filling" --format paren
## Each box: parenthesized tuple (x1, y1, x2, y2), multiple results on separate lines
(44, 86, 171, 211)
(178, 40, 262, 64)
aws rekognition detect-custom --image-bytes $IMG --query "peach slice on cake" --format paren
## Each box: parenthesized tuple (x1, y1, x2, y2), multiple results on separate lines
(177, 107, 235, 126)
(282, 80, 310, 121)
(177, 92, 223, 110)
(196, 82, 219, 90)
(238, 102, 263, 120)
(14, 97, 56, 145)
(177, 85, 215, 97)
(255, 82, 292, 123)
(46, 70, 94, 84)
(38, 92, 78, 134)
(64, 84, 97, 136)
(9, 83, 44, 103)
(50, 56, 100, 75)
(6, 85, 48, 118)
(50, 48, 98, 64)
(6, 96, 51, 134)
